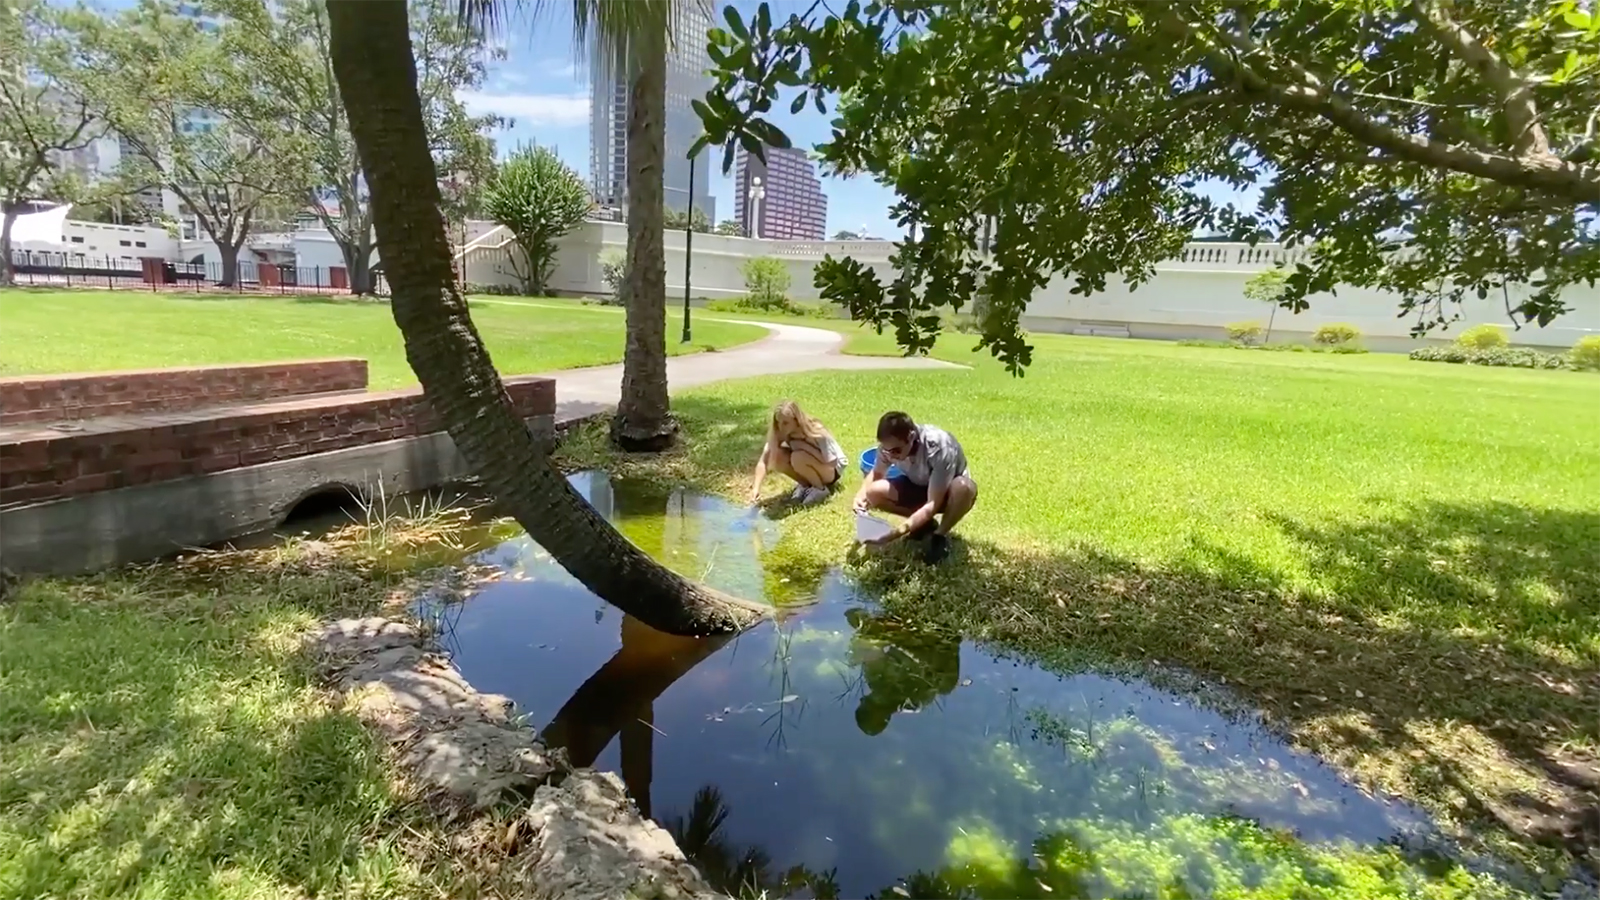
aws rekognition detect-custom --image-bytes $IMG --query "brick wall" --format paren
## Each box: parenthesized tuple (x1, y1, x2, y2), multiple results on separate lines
(0, 359, 369, 426)
(0, 376, 555, 506)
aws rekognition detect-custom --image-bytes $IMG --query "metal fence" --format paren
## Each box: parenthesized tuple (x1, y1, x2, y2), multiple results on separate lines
(5, 251, 389, 296)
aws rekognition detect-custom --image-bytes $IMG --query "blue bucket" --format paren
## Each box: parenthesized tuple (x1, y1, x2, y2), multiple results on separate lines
(859, 447, 904, 479)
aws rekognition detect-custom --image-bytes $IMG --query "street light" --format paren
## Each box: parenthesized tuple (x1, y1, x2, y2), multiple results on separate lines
(748, 176, 765, 239)
(682, 146, 701, 344)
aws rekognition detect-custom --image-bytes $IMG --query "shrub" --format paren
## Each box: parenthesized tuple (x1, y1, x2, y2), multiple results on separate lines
(1454, 324, 1509, 350)
(597, 249, 626, 306)
(462, 282, 522, 296)
(1226, 321, 1265, 346)
(1312, 323, 1361, 346)
(706, 296, 832, 318)
(1570, 335, 1600, 371)
(1410, 346, 1566, 369)
(741, 257, 792, 310)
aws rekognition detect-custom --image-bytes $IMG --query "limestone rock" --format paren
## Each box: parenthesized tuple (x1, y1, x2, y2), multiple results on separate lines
(519, 770, 719, 900)
(305, 609, 727, 896)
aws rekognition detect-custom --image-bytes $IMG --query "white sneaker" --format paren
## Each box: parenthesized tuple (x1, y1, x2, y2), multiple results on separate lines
(790, 484, 810, 502)
(800, 486, 830, 506)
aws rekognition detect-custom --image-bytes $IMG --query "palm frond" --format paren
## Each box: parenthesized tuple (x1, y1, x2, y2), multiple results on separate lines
(457, 0, 714, 82)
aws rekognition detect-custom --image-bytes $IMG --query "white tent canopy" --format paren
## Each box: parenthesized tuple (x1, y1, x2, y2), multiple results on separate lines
(9, 203, 73, 249)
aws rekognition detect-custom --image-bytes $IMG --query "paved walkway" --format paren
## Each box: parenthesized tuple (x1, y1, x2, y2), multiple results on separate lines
(537, 319, 965, 425)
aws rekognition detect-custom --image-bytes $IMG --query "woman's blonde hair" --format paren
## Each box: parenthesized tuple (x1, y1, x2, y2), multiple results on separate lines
(769, 399, 830, 445)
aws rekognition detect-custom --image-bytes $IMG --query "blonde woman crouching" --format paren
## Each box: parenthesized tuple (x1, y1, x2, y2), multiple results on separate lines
(748, 400, 847, 506)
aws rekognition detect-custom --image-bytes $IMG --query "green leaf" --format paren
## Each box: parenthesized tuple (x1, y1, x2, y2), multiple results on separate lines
(723, 5, 748, 40)
(790, 93, 806, 114)
(1562, 9, 1591, 30)
(750, 117, 793, 149)
(691, 98, 717, 128)
(1007, 14, 1023, 30)
(1126, 12, 1143, 27)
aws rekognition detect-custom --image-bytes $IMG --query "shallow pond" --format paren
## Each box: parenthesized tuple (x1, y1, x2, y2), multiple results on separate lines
(415, 471, 1526, 899)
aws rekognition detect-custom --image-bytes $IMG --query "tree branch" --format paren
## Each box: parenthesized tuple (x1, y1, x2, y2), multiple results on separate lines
(1409, 0, 1549, 156)
(1165, 9, 1600, 204)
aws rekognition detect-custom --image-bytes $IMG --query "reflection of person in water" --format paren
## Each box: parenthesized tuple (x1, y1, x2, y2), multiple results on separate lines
(844, 608, 962, 736)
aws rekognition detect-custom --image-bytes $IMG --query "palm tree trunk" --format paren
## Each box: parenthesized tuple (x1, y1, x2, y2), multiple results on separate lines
(323, 0, 764, 636)
(610, 33, 675, 452)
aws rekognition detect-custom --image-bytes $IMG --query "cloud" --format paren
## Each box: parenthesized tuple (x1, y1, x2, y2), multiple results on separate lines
(458, 90, 589, 127)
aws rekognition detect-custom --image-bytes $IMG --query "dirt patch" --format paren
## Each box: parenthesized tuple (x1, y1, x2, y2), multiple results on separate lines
(304, 599, 725, 899)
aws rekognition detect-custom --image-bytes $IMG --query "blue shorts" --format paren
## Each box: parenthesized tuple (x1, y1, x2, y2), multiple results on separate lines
(888, 474, 928, 509)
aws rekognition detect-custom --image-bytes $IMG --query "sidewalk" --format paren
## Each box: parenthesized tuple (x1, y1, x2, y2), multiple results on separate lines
(538, 320, 964, 425)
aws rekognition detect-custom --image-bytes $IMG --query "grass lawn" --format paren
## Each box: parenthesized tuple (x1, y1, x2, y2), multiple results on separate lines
(558, 332, 1600, 875)
(0, 289, 768, 388)
(0, 528, 536, 900)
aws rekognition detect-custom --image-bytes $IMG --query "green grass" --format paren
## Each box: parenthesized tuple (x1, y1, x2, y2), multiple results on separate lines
(0, 522, 525, 899)
(557, 332, 1600, 875)
(0, 289, 768, 388)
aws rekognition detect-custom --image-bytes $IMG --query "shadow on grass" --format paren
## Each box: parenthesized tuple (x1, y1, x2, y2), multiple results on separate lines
(0, 546, 504, 898)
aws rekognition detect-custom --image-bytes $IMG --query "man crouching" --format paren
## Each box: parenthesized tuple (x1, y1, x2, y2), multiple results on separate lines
(853, 410, 978, 564)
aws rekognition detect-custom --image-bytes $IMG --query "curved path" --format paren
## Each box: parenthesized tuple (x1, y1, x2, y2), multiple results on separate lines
(539, 319, 966, 425)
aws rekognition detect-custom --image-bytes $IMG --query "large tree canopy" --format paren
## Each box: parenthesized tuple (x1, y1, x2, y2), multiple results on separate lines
(215, 0, 503, 294)
(695, 0, 1600, 372)
(0, 0, 103, 286)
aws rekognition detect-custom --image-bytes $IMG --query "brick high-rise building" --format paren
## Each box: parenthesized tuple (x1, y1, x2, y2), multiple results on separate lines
(733, 145, 827, 241)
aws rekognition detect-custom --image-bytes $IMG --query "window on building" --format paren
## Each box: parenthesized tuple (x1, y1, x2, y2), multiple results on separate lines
(70, 236, 84, 244)
(119, 240, 131, 247)
(135, 241, 146, 248)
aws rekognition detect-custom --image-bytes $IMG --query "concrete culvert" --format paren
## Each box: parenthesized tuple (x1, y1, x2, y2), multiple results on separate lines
(280, 484, 366, 531)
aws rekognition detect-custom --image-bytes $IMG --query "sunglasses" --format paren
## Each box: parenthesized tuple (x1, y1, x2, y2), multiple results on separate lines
(879, 440, 912, 459)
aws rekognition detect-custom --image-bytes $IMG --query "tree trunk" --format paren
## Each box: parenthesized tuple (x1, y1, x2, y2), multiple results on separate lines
(217, 248, 240, 288)
(0, 208, 17, 288)
(611, 35, 675, 452)
(323, 0, 765, 637)
(340, 237, 373, 295)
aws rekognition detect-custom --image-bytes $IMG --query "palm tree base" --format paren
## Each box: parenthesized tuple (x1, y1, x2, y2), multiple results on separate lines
(610, 412, 680, 453)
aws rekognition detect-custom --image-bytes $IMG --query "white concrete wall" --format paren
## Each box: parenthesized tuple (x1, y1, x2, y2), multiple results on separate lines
(57, 220, 175, 261)
(291, 230, 381, 287)
(463, 221, 1598, 350)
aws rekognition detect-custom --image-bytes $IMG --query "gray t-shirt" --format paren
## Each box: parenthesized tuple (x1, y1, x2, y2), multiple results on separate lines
(895, 424, 969, 491)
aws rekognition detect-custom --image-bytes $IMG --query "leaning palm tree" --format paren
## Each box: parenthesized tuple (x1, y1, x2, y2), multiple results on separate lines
(321, 0, 763, 636)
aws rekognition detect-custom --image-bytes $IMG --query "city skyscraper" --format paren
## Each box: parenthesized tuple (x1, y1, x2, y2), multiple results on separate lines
(588, 1, 717, 222)
(733, 146, 827, 241)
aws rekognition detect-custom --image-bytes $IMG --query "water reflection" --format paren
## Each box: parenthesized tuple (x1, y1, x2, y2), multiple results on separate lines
(541, 616, 727, 819)
(844, 610, 962, 737)
(413, 471, 1524, 899)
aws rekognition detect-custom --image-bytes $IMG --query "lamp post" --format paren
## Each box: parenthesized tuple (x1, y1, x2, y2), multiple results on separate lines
(681, 148, 698, 344)
(748, 176, 765, 239)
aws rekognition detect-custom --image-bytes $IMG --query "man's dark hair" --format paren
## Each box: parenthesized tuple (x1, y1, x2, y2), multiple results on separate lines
(876, 411, 917, 441)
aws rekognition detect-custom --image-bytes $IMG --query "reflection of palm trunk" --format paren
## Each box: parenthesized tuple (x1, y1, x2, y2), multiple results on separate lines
(542, 616, 728, 813)
(621, 710, 655, 818)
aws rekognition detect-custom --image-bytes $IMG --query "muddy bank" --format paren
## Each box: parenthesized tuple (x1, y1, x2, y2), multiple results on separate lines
(304, 598, 727, 900)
